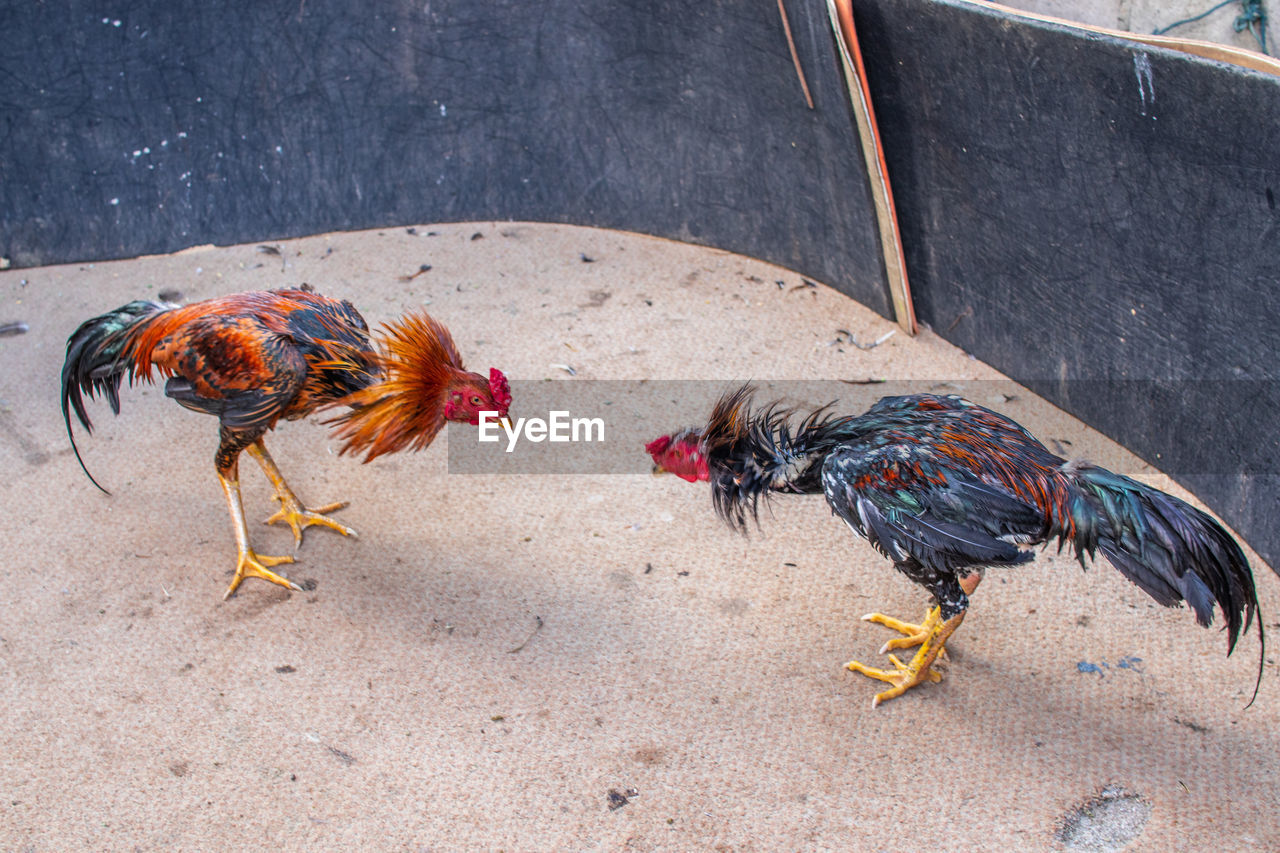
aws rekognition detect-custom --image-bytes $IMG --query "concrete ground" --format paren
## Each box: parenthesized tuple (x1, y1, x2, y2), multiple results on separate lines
(1, 223, 1277, 850)
(998, 0, 1272, 53)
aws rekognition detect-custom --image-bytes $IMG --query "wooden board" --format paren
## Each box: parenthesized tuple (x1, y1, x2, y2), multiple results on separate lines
(828, 0, 917, 333)
(970, 0, 1280, 77)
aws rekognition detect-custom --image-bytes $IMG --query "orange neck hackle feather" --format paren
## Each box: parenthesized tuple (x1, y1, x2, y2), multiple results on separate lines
(327, 310, 468, 462)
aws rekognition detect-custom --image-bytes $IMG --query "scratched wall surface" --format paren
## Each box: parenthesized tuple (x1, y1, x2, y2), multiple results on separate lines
(0, 0, 892, 317)
(852, 0, 1280, 568)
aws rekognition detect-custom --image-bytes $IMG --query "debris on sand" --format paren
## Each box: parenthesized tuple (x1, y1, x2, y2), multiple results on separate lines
(607, 787, 639, 811)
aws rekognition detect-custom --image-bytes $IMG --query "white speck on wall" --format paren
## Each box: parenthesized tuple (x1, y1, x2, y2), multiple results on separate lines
(276, 145, 283, 154)
(177, 131, 187, 139)
(109, 198, 119, 205)
(1132, 52, 1154, 117)
(440, 104, 447, 116)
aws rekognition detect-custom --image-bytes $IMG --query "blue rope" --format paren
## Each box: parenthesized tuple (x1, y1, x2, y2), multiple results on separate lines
(1153, 0, 1269, 55)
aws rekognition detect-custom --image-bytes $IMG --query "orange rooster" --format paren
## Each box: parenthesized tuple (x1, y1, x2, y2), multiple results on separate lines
(62, 287, 511, 598)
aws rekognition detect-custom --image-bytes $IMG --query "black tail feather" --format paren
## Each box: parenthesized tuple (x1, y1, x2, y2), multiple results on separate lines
(60, 300, 173, 493)
(1071, 465, 1264, 706)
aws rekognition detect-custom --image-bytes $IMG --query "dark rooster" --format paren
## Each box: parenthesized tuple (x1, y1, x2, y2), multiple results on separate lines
(62, 288, 511, 598)
(648, 385, 1264, 706)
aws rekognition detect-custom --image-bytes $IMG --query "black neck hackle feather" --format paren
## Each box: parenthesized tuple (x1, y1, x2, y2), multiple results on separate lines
(702, 384, 865, 533)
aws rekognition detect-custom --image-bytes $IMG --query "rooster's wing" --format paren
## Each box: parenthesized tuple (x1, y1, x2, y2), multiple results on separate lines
(820, 441, 1043, 575)
(153, 313, 308, 433)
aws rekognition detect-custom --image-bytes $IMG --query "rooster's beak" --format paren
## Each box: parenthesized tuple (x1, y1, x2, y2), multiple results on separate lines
(651, 464, 666, 477)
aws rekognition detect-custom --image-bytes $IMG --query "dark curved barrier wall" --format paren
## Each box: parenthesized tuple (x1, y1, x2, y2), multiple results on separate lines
(5, 0, 1279, 569)
(0, 0, 889, 317)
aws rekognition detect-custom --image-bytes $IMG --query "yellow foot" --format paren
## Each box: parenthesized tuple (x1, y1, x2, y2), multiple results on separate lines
(224, 549, 301, 600)
(247, 441, 357, 548)
(845, 611, 966, 707)
(862, 607, 946, 656)
(846, 654, 944, 707)
(264, 495, 357, 549)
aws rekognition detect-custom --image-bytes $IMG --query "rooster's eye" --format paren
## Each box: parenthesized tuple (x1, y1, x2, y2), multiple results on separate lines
(470, 396, 482, 406)
(673, 450, 682, 459)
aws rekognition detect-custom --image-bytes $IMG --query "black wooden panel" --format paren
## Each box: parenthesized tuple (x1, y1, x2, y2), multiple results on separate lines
(853, 0, 1280, 567)
(0, 0, 891, 316)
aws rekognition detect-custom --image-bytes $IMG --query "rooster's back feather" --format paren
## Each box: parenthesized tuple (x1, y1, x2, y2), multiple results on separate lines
(61, 289, 379, 490)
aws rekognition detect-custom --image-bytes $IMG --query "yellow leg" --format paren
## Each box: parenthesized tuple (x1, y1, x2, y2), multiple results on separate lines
(247, 439, 357, 549)
(846, 612, 966, 707)
(219, 469, 302, 599)
(862, 574, 982, 653)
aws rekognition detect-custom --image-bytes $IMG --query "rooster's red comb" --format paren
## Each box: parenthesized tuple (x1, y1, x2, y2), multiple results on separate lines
(489, 368, 512, 409)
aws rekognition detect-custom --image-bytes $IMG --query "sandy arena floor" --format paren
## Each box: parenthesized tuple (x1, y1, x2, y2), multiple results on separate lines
(1, 223, 1277, 850)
